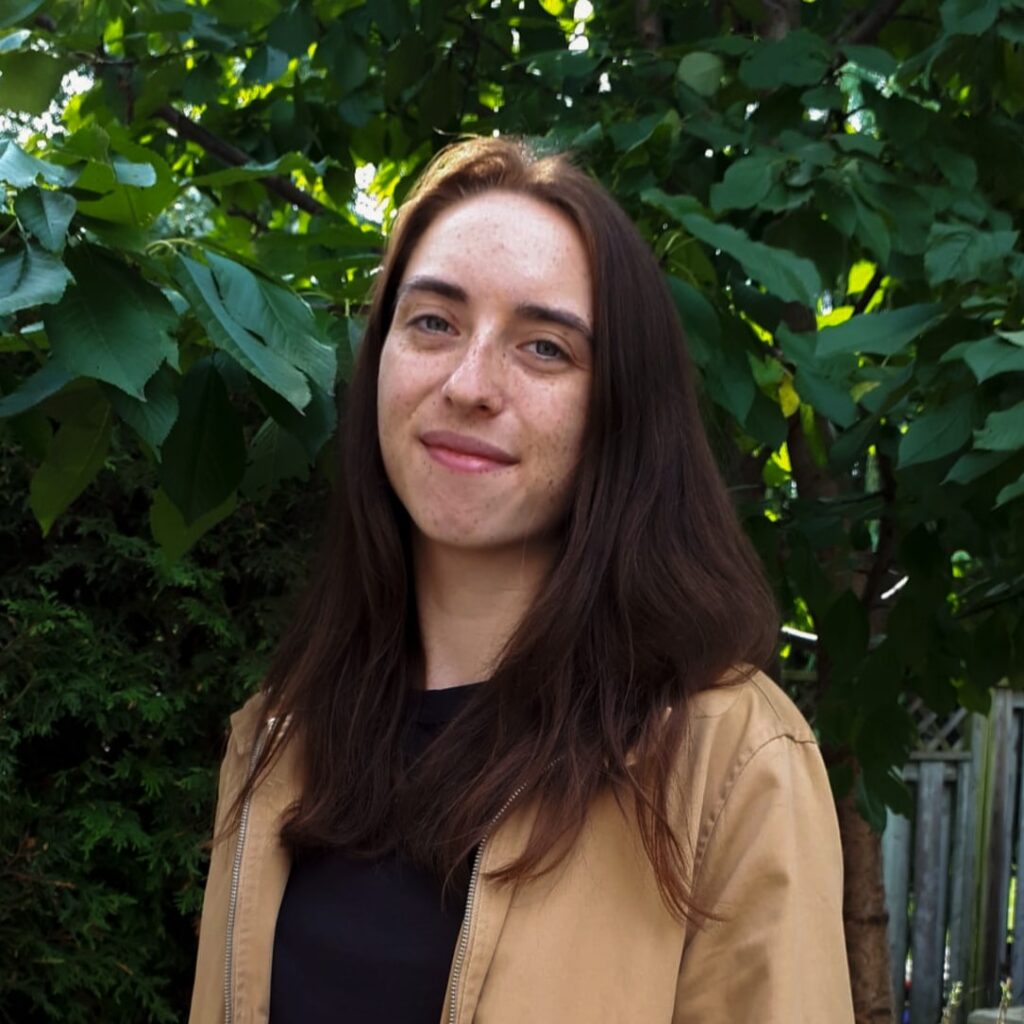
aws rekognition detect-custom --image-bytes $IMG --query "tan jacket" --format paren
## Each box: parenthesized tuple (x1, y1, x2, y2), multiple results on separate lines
(189, 670, 855, 1024)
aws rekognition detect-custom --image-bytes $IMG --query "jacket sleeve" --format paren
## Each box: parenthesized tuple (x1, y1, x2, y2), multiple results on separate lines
(187, 731, 245, 1024)
(673, 735, 855, 1024)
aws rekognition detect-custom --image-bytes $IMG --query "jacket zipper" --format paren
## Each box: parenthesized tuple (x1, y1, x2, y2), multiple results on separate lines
(223, 720, 557, 1024)
(224, 719, 274, 1024)
(446, 757, 560, 1024)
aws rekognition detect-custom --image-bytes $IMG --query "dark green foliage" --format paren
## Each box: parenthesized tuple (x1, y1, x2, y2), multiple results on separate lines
(0, 429, 326, 1021)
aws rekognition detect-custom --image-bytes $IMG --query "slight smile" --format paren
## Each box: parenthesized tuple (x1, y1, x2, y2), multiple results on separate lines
(420, 430, 518, 474)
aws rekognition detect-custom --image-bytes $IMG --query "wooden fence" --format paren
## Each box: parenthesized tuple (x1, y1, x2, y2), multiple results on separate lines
(881, 689, 1024, 1023)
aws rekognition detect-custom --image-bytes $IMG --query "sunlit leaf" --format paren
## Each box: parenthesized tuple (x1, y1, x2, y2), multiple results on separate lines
(0, 51, 71, 114)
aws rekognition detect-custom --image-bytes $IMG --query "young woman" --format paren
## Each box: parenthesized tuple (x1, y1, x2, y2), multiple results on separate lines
(188, 136, 855, 1024)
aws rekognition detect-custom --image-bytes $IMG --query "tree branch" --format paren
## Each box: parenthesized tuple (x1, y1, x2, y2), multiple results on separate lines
(840, 0, 907, 46)
(634, 0, 663, 50)
(154, 104, 330, 218)
(760, 0, 801, 39)
(852, 268, 883, 315)
(858, 452, 897, 611)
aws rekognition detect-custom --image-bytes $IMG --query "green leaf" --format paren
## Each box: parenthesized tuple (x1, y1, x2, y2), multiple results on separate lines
(841, 44, 898, 77)
(368, 0, 410, 40)
(0, 359, 72, 418)
(801, 84, 845, 110)
(0, 139, 78, 188)
(189, 152, 325, 187)
(149, 487, 237, 562)
(701, 318, 756, 422)
(0, 51, 70, 114)
(931, 146, 977, 190)
(951, 335, 1024, 382)
(898, 393, 975, 468)
(830, 413, 880, 469)
(710, 156, 776, 213)
(111, 155, 157, 188)
(679, 214, 822, 307)
(676, 52, 723, 97)
(995, 474, 1024, 508)
(852, 196, 891, 265)
(820, 589, 870, 677)
(0, 244, 73, 315)
(206, 252, 336, 394)
(924, 223, 1018, 286)
(608, 113, 667, 153)
(28, 391, 112, 535)
(241, 418, 311, 497)
(74, 135, 176, 227)
(0, 0, 46, 28)
(0, 29, 31, 52)
(268, 3, 318, 56)
(739, 30, 833, 89)
(104, 364, 179, 452)
(943, 449, 1012, 485)
(641, 187, 704, 224)
(175, 255, 311, 411)
(666, 276, 720, 368)
(14, 187, 76, 253)
(815, 178, 856, 235)
(941, 0, 1000, 35)
(316, 22, 370, 96)
(974, 402, 1024, 452)
(816, 305, 943, 357)
(743, 389, 787, 448)
(43, 248, 178, 400)
(857, 768, 912, 831)
(158, 359, 246, 525)
(252, 373, 335, 464)
(793, 368, 858, 428)
(244, 45, 289, 84)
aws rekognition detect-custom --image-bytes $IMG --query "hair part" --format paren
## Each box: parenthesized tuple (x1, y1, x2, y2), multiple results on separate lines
(226, 135, 779, 922)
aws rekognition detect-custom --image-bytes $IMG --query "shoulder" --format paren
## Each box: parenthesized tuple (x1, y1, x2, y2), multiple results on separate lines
(688, 663, 817, 749)
(671, 665, 827, 847)
(227, 690, 273, 758)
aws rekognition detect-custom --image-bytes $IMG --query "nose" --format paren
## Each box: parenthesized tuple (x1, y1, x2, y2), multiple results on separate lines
(441, 334, 505, 413)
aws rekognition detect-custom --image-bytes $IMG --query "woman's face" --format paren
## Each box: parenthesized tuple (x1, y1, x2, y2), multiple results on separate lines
(377, 189, 594, 556)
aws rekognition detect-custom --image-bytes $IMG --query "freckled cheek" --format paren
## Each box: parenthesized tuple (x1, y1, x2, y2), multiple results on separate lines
(379, 357, 437, 426)
(523, 400, 589, 497)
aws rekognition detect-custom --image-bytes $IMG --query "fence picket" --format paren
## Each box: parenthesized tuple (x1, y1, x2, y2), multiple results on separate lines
(880, 690, 1024, 1018)
(910, 761, 950, 1024)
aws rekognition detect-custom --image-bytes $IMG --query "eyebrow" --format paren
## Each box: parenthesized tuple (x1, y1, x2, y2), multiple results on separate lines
(396, 274, 593, 343)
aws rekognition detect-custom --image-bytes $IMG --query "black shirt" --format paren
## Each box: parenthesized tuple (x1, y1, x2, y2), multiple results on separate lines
(269, 682, 480, 1024)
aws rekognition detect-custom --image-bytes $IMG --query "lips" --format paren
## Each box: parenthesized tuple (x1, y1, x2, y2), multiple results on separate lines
(420, 430, 517, 465)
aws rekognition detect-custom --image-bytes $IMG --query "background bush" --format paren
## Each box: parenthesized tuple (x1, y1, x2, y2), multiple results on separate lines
(1, 432, 326, 1021)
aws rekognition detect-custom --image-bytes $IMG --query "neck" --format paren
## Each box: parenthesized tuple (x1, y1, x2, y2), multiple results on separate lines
(412, 534, 556, 691)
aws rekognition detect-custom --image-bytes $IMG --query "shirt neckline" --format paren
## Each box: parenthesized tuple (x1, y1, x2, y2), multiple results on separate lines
(410, 681, 485, 724)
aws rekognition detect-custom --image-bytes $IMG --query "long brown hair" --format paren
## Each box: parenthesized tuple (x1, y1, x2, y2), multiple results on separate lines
(233, 135, 779, 921)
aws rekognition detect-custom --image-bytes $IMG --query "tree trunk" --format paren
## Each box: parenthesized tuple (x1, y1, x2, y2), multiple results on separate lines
(838, 788, 897, 1023)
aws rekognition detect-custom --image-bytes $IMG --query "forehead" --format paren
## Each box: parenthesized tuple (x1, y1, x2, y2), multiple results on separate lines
(399, 191, 592, 308)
